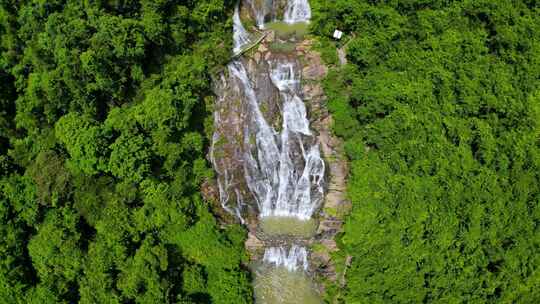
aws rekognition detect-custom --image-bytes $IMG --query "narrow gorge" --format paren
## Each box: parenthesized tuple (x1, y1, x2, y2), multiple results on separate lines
(210, 0, 348, 302)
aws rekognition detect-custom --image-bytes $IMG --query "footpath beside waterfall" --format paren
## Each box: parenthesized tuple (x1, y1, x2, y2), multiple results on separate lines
(210, 1, 349, 302)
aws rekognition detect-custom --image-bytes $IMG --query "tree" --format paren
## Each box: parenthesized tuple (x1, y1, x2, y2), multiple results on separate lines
(312, 0, 540, 302)
(28, 208, 83, 301)
(0, 1, 250, 302)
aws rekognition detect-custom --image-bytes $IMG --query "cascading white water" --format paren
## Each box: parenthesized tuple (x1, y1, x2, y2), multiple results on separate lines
(268, 59, 325, 220)
(233, 5, 251, 54)
(227, 61, 280, 214)
(255, 245, 321, 303)
(263, 245, 308, 271)
(246, 0, 272, 28)
(284, 0, 311, 24)
(227, 59, 325, 221)
(215, 2, 323, 302)
(269, 61, 300, 93)
(220, 1, 322, 222)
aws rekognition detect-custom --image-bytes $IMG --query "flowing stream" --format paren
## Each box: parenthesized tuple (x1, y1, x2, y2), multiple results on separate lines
(214, 1, 323, 302)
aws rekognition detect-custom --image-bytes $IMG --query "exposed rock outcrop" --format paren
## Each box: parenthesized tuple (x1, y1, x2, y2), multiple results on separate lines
(211, 55, 282, 226)
(300, 41, 351, 294)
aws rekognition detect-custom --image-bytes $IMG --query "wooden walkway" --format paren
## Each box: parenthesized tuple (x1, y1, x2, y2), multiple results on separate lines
(232, 32, 267, 60)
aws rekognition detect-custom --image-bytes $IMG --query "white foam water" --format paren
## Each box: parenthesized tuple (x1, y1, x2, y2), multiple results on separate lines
(284, 0, 311, 24)
(263, 245, 308, 272)
(233, 4, 251, 54)
(226, 59, 324, 221)
(217, 0, 320, 221)
(246, 0, 273, 28)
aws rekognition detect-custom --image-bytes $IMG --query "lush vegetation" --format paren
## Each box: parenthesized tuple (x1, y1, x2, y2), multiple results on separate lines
(311, 0, 540, 302)
(0, 1, 253, 303)
(3, 0, 540, 303)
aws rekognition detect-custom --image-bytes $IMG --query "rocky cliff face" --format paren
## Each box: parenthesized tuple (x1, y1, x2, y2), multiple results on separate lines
(210, 1, 350, 299)
(298, 40, 351, 293)
(211, 38, 321, 222)
(210, 54, 282, 225)
(211, 31, 350, 293)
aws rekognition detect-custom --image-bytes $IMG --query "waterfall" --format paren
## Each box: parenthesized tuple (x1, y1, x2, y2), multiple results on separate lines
(215, 0, 322, 301)
(226, 59, 324, 221)
(233, 5, 251, 54)
(269, 61, 301, 94)
(217, 0, 325, 221)
(215, 0, 320, 222)
(263, 245, 308, 271)
(246, 0, 273, 28)
(228, 61, 280, 216)
(284, 0, 311, 24)
(268, 59, 325, 220)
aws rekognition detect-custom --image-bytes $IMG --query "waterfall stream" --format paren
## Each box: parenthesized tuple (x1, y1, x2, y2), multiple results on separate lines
(245, 0, 272, 28)
(230, 22, 325, 222)
(233, 5, 252, 54)
(263, 245, 308, 272)
(284, 0, 311, 24)
(217, 1, 322, 302)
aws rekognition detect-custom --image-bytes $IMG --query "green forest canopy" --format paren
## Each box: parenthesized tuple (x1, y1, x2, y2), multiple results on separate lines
(310, 0, 540, 302)
(2, 0, 540, 303)
(0, 1, 252, 303)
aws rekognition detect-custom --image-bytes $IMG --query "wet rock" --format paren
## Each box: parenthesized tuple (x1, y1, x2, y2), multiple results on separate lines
(296, 44, 308, 52)
(303, 83, 324, 101)
(311, 240, 338, 272)
(272, 0, 288, 18)
(246, 232, 265, 251)
(252, 59, 281, 122)
(211, 55, 282, 223)
(258, 43, 268, 53)
(243, 0, 287, 27)
(300, 46, 327, 81)
(320, 239, 338, 252)
(303, 63, 327, 81)
(200, 179, 219, 203)
(297, 44, 351, 292)
(301, 39, 314, 47)
(265, 30, 275, 43)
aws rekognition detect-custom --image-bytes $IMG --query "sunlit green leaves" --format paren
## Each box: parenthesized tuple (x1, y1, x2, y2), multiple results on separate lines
(314, 0, 540, 302)
(56, 113, 108, 175)
(0, 0, 250, 302)
(28, 208, 83, 299)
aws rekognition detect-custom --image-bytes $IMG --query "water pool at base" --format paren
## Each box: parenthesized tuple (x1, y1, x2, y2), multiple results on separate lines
(259, 217, 318, 238)
(254, 265, 322, 304)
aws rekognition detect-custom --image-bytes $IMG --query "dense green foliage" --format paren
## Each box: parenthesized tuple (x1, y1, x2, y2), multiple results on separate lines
(311, 0, 540, 302)
(0, 1, 253, 303)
